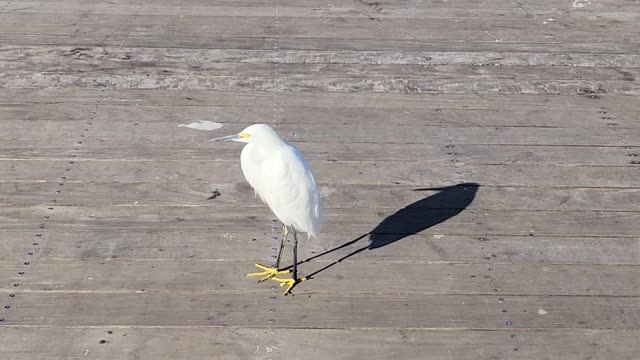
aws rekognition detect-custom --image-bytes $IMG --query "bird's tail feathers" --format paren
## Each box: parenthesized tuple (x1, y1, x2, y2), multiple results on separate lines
(307, 201, 322, 239)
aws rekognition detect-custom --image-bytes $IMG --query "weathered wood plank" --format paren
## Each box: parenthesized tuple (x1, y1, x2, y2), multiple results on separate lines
(0, 11, 637, 54)
(3, 141, 636, 166)
(6, 157, 458, 184)
(3, 4, 635, 55)
(0, 121, 87, 139)
(3, 292, 639, 329)
(2, 119, 638, 149)
(3, 119, 619, 144)
(3, 0, 636, 11)
(1, 8, 637, 38)
(0, 103, 97, 121)
(3, 70, 637, 95)
(5, 45, 640, 70)
(0, 159, 456, 185)
(461, 164, 640, 187)
(0, 46, 640, 69)
(38, 142, 640, 165)
(3, 32, 638, 54)
(5, 102, 640, 129)
(87, 122, 640, 145)
(0, 205, 638, 237)
(3, 89, 636, 130)
(3, 229, 638, 265)
(0, 13, 556, 42)
(2, 160, 639, 187)
(5, 0, 638, 20)
(2, 182, 640, 212)
(3, 327, 637, 360)
(1, 88, 631, 111)
(2, 259, 639, 296)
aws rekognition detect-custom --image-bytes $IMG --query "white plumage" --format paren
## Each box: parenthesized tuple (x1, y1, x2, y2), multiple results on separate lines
(239, 124, 321, 238)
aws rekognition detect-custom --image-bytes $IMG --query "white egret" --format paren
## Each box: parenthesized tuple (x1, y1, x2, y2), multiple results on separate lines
(211, 124, 321, 295)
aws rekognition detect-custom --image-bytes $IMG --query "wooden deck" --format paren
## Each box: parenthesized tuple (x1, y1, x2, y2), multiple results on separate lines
(1, 0, 639, 358)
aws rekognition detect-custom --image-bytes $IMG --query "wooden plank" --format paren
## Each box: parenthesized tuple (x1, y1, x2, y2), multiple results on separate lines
(450, 145, 637, 166)
(5, 45, 640, 69)
(2, 70, 638, 95)
(3, 327, 638, 360)
(56, 160, 640, 188)
(1, 88, 632, 111)
(463, 164, 640, 187)
(0, 2, 635, 55)
(7, 119, 628, 145)
(3, 229, 638, 265)
(0, 13, 554, 42)
(3, 292, 639, 329)
(0, 160, 65, 181)
(18, 142, 640, 165)
(0, 12, 636, 54)
(2, 259, 639, 296)
(3, 182, 640, 212)
(3, 140, 636, 166)
(0, 120, 87, 139)
(1, 8, 637, 40)
(87, 122, 639, 146)
(0, 103, 95, 121)
(0, 159, 456, 185)
(2, 88, 636, 128)
(0, 205, 638, 237)
(3, 0, 636, 11)
(4, 102, 640, 129)
(1, 160, 639, 187)
(3, 32, 638, 54)
(82, 105, 640, 130)
(5, 1, 638, 19)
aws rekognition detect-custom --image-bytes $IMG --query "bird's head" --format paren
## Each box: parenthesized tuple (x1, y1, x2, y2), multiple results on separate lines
(210, 124, 279, 144)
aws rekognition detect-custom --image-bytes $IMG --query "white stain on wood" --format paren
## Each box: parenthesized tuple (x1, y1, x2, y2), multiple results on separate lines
(572, 0, 591, 8)
(178, 120, 223, 131)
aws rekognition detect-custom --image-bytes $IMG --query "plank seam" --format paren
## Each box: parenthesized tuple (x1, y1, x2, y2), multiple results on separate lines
(6, 324, 640, 332)
(2, 289, 640, 297)
(5, 324, 640, 333)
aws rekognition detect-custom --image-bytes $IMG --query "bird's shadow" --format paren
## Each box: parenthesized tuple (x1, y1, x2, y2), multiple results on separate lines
(294, 182, 479, 279)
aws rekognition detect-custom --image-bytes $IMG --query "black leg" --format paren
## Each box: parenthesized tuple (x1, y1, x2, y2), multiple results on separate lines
(275, 224, 288, 269)
(292, 226, 298, 280)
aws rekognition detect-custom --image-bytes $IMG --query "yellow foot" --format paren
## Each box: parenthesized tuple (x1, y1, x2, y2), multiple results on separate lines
(273, 276, 307, 295)
(245, 263, 290, 283)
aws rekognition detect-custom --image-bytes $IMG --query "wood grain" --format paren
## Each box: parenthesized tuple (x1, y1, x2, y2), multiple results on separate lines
(4, 292, 639, 329)
(3, 102, 639, 129)
(3, 327, 638, 360)
(0, 204, 638, 238)
(3, 229, 638, 264)
(2, 159, 639, 187)
(2, 259, 639, 296)
(3, 182, 640, 211)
